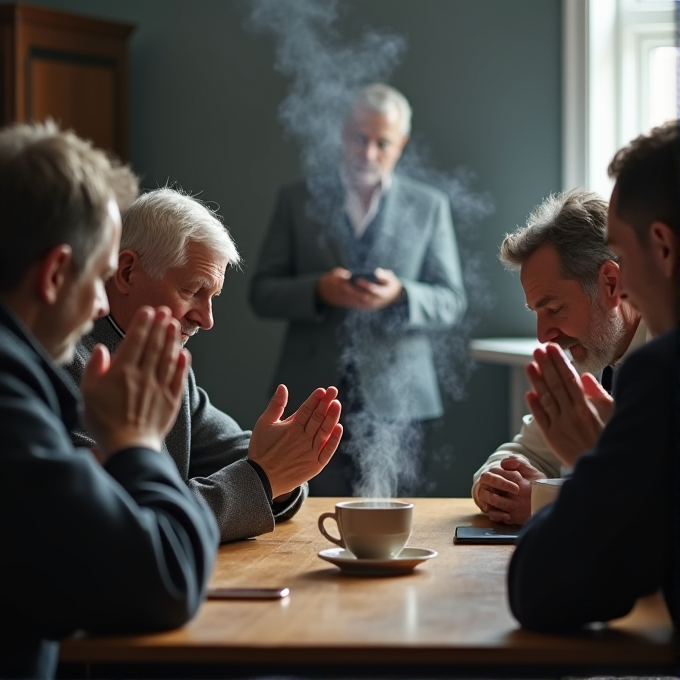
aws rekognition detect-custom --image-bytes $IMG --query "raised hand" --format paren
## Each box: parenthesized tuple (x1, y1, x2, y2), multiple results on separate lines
(525, 343, 605, 469)
(476, 456, 546, 525)
(249, 385, 343, 498)
(582, 372, 615, 423)
(81, 306, 190, 461)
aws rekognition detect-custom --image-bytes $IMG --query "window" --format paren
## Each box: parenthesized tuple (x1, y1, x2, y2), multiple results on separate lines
(562, 0, 677, 198)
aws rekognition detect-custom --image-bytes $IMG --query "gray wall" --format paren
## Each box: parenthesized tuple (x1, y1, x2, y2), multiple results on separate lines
(13, 0, 561, 496)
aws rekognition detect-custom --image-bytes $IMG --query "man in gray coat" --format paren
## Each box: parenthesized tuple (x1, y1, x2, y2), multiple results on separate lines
(250, 83, 466, 496)
(66, 188, 343, 543)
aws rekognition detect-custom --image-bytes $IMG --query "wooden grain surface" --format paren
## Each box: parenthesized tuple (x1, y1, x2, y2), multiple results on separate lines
(60, 497, 676, 673)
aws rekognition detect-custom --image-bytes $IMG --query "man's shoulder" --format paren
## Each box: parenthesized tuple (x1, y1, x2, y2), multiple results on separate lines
(613, 326, 678, 402)
(0, 312, 80, 420)
(392, 173, 449, 206)
(279, 174, 342, 200)
(622, 325, 677, 370)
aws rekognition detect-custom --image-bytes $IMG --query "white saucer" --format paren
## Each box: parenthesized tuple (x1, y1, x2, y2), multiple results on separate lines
(318, 547, 437, 575)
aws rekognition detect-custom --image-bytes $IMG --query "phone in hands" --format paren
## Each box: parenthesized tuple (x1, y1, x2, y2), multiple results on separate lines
(350, 270, 379, 286)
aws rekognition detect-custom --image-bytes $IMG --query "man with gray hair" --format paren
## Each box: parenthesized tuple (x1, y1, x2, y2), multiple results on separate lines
(66, 187, 343, 543)
(250, 82, 466, 496)
(472, 188, 644, 525)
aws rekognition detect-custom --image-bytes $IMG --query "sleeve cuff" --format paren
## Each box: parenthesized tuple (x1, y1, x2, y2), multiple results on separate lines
(246, 459, 273, 504)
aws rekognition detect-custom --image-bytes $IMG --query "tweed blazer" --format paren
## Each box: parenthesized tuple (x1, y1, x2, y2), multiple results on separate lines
(66, 317, 306, 543)
(249, 173, 467, 420)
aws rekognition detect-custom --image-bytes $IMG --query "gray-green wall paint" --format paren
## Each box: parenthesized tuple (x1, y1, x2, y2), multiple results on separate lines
(9, 0, 561, 496)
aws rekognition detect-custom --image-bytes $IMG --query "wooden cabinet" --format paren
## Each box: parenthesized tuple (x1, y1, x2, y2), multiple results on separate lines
(0, 3, 133, 160)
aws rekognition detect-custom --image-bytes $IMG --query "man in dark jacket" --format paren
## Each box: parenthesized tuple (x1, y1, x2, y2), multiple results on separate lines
(0, 121, 219, 679)
(508, 121, 679, 630)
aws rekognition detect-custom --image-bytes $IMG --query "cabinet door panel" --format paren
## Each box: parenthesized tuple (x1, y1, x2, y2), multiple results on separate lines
(29, 55, 116, 153)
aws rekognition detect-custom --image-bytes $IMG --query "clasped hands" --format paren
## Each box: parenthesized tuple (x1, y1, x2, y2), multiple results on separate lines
(316, 267, 403, 310)
(476, 456, 546, 525)
(525, 343, 614, 469)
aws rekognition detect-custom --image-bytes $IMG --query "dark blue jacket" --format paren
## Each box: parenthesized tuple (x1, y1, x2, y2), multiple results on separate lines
(508, 327, 678, 630)
(0, 302, 218, 678)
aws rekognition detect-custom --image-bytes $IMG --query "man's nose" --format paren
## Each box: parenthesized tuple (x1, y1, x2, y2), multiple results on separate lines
(188, 299, 214, 331)
(364, 142, 379, 162)
(535, 316, 558, 344)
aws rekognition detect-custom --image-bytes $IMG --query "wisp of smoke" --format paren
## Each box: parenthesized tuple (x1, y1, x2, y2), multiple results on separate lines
(244, 0, 495, 498)
(245, 0, 406, 176)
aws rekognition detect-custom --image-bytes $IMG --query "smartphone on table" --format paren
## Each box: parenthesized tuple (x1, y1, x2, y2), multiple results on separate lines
(207, 587, 290, 600)
(453, 526, 521, 545)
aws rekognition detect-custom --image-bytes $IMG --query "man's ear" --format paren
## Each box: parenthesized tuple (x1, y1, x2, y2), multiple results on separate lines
(36, 244, 73, 305)
(397, 134, 410, 155)
(599, 259, 621, 309)
(649, 221, 677, 279)
(111, 249, 140, 294)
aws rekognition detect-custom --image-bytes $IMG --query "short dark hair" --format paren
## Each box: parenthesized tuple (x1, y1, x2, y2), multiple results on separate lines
(499, 188, 614, 299)
(0, 121, 138, 291)
(608, 120, 680, 241)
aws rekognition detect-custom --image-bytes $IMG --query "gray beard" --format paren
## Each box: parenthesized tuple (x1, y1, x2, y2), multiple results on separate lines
(570, 302, 627, 375)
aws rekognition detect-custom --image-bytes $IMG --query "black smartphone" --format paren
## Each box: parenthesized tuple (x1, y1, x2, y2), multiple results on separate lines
(207, 587, 290, 600)
(453, 526, 521, 545)
(350, 271, 379, 285)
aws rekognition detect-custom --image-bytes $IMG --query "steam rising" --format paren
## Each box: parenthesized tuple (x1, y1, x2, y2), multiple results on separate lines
(246, 0, 495, 498)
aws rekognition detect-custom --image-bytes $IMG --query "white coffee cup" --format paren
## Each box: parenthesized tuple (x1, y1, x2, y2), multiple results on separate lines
(318, 500, 413, 559)
(530, 478, 565, 514)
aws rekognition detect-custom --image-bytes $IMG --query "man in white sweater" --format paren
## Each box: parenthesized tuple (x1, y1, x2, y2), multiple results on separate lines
(472, 189, 645, 525)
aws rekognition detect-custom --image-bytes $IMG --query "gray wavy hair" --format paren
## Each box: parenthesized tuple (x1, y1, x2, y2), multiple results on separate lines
(121, 187, 240, 280)
(353, 83, 412, 136)
(499, 188, 614, 299)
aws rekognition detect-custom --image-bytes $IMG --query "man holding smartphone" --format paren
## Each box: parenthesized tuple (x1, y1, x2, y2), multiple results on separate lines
(250, 83, 467, 496)
(0, 122, 218, 678)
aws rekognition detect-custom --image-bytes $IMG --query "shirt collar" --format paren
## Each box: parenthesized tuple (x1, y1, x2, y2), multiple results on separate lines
(340, 169, 392, 238)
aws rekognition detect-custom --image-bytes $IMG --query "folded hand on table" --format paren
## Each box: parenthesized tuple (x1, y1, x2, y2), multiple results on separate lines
(249, 384, 343, 498)
(476, 456, 546, 525)
(82, 306, 190, 462)
(525, 343, 612, 469)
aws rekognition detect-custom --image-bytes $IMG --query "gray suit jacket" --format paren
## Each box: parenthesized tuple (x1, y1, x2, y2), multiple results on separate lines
(250, 173, 467, 420)
(66, 317, 307, 543)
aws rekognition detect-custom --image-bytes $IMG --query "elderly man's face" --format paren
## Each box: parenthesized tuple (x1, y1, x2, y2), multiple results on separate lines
(520, 244, 626, 374)
(127, 241, 228, 345)
(341, 103, 408, 189)
(606, 185, 676, 337)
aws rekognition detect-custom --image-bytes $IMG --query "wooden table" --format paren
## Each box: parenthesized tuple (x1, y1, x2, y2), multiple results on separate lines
(60, 498, 676, 678)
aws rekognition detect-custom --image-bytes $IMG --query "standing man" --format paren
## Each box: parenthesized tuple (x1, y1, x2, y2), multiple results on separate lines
(0, 122, 218, 679)
(250, 83, 467, 496)
(66, 188, 343, 543)
(472, 189, 644, 525)
(508, 121, 679, 630)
